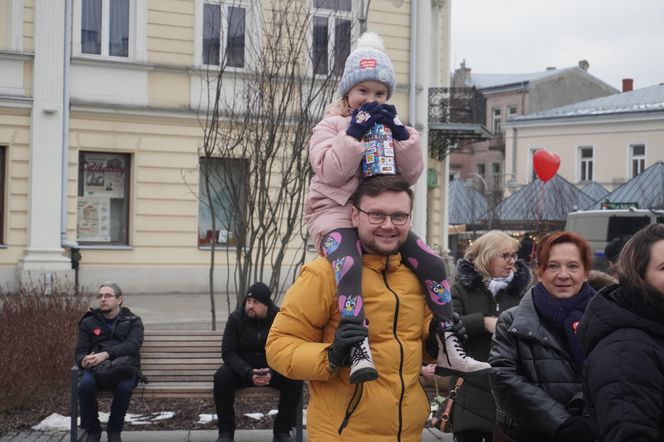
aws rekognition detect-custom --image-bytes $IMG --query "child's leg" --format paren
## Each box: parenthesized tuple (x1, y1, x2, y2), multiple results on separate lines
(399, 231, 454, 329)
(321, 228, 364, 323)
(321, 228, 377, 383)
(399, 231, 491, 377)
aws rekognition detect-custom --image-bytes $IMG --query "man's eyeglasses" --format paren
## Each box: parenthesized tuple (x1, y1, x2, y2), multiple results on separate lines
(355, 207, 410, 226)
(96, 293, 117, 300)
(499, 253, 518, 262)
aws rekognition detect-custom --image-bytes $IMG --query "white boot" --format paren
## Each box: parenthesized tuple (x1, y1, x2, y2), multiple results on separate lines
(349, 337, 378, 384)
(434, 332, 492, 377)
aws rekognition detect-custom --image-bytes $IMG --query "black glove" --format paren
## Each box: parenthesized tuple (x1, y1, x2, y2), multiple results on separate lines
(380, 104, 410, 141)
(346, 102, 384, 140)
(328, 317, 368, 369)
(555, 416, 595, 442)
(449, 312, 468, 342)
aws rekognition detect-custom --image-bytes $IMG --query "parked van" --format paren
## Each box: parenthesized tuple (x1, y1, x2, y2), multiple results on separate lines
(564, 209, 664, 255)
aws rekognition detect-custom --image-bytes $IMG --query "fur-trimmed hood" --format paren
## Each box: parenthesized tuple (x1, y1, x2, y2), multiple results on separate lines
(455, 258, 531, 294)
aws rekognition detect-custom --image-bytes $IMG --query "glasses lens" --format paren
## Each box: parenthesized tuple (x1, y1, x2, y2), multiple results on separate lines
(390, 213, 410, 226)
(368, 213, 386, 224)
(97, 293, 115, 299)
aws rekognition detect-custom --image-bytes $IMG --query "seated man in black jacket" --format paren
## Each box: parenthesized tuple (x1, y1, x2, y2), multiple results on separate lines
(214, 282, 303, 442)
(74, 282, 144, 442)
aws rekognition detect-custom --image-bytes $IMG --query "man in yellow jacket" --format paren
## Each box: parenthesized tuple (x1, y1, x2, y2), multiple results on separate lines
(266, 175, 435, 441)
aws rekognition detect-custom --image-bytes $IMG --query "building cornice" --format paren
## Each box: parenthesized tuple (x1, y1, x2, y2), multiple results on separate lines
(503, 110, 664, 129)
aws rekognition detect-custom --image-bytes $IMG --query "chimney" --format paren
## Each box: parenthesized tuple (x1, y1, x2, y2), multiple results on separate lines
(578, 60, 589, 71)
(453, 59, 472, 87)
(622, 78, 634, 92)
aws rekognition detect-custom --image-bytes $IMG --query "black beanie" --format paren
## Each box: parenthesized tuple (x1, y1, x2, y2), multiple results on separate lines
(246, 282, 272, 306)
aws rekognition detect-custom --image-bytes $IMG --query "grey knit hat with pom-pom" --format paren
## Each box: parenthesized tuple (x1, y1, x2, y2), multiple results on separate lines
(338, 32, 396, 99)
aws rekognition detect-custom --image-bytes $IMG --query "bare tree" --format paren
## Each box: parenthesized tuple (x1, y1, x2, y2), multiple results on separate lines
(195, 1, 346, 328)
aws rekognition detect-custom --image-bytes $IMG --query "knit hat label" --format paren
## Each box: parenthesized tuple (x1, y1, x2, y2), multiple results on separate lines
(359, 58, 377, 69)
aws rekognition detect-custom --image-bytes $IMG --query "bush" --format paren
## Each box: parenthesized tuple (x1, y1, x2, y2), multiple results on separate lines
(0, 284, 90, 413)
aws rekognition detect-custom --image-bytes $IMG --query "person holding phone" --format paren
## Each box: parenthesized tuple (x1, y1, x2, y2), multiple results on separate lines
(213, 283, 303, 442)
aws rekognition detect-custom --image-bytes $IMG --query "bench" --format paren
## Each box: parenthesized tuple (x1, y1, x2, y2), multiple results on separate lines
(70, 330, 304, 442)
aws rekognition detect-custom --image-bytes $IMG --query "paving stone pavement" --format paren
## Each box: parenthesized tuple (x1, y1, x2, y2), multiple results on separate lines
(0, 429, 452, 441)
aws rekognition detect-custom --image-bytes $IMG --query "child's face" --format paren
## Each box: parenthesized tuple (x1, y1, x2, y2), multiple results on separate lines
(347, 81, 389, 110)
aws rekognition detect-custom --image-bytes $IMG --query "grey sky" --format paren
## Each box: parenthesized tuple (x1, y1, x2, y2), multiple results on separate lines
(451, 0, 664, 90)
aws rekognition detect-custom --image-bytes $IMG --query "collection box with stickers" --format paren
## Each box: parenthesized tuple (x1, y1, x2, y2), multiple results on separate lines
(361, 123, 398, 178)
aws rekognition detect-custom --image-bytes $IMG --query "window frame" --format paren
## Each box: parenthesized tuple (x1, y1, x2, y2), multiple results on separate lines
(0, 147, 5, 245)
(577, 145, 594, 182)
(507, 105, 518, 119)
(492, 107, 501, 134)
(310, 1, 355, 77)
(197, 157, 249, 247)
(72, 0, 147, 61)
(195, 0, 258, 70)
(628, 143, 646, 178)
(76, 151, 131, 246)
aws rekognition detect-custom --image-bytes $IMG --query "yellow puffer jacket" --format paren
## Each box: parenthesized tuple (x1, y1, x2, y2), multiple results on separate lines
(266, 254, 433, 441)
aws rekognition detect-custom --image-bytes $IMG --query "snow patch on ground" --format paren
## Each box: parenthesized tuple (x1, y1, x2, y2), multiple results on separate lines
(32, 412, 176, 431)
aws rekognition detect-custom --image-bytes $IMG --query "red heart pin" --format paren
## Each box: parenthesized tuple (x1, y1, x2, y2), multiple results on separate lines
(93, 328, 102, 336)
(533, 149, 560, 182)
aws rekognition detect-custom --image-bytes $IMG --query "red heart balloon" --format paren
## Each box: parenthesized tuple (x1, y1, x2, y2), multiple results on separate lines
(533, 149, 560, 182)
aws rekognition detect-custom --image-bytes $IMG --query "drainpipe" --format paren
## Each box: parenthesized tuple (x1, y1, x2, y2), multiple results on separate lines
(511, 127, 518, 177)
(409, 0, 428, 237)
(409, 1, 417, 127)
(61, 0, 77, 249)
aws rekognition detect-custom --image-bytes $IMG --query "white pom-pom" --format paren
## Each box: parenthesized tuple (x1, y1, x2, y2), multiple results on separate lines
(356, 32, 385, 51)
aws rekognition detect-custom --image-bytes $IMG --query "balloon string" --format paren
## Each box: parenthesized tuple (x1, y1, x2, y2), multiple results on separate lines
(537, 180, 544, 235)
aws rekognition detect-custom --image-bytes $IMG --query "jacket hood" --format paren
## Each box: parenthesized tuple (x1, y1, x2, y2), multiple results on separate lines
(578, 284, 664, 355)
(455, 258, 531, 294)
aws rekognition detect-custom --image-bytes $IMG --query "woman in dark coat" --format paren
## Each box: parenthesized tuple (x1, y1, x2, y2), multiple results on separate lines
(578, 223, 664, 441)
(489, 231, 596, 442)
(451, 230, 531, 442)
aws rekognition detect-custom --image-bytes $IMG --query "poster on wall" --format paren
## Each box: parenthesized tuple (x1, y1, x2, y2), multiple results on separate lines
(77, 196, 111, 242)
(82, 154, 126, 198)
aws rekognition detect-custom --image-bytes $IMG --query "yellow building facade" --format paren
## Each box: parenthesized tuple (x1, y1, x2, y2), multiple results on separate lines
(0, 0, 452, 293)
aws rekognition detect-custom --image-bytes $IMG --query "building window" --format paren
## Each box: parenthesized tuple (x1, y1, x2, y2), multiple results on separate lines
(198, 158, 248, 246)
(202, 2, 246, 68)
(507, 105, 518, 119)
(77, 152, 130, 245)
(81, 0, 129, 57)
(491, 162, 501, 191)
(312, 0, 352, 76)
(492, 107, 501, 133)
(578, 146, 593, 182)
(630, 143, 646, 178)
(0, 147, 5, 244)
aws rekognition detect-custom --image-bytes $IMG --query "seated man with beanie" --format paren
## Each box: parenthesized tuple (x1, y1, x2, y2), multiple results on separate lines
(214, 282, 303, 442)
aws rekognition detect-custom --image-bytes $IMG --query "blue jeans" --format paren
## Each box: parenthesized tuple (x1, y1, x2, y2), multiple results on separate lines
(78, 369, 138, 434)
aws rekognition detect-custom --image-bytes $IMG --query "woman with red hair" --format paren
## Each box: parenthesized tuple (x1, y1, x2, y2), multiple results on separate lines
(489, 231, 596, 442)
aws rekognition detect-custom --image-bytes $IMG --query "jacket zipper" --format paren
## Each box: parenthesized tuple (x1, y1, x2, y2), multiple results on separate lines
(383, 262, 405, 442)
(337, 383, 363, 434)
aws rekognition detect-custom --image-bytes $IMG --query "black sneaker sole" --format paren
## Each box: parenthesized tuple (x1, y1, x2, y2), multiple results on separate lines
(349, 367, 378, 384)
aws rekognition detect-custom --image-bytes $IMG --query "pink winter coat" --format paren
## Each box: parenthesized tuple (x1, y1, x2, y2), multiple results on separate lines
(304, 114, 423, 250)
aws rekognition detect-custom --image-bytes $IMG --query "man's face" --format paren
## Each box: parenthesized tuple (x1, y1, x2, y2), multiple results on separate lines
(351, 190, 412, 256)
(97, 286, 122, 315)
(245, 297, 268, 319)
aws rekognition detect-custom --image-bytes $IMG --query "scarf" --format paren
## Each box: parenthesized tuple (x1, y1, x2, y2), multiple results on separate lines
(532, 281, 595, 371)
(486, 272, 514, 297)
